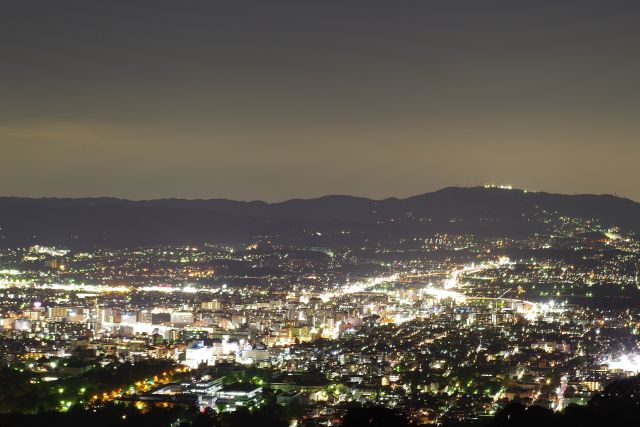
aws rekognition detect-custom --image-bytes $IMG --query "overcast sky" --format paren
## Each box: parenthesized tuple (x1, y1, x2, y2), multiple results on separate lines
(2, 1, 639, 201)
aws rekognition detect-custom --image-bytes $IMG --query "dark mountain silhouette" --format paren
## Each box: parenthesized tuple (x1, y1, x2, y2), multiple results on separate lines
(0, 187, 638, 248)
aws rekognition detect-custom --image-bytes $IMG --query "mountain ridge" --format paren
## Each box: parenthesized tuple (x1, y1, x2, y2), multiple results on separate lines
(1, 186, 635, 205)
(1, 187, 639, 248)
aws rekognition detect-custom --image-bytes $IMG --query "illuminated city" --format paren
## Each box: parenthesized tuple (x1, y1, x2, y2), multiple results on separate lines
(1, 198, 640, 426)
(3, 1, 640, 426)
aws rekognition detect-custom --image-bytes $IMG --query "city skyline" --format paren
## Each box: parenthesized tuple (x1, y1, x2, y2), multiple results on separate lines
(3, 2, 640, 425)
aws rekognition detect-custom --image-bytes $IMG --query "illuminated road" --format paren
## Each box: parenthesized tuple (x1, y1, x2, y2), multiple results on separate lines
(318, 274, 399, 302)
(430, 259, 541, 319)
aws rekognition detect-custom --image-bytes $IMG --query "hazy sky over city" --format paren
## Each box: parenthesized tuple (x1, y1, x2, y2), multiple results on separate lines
(2, 1, 639, 201)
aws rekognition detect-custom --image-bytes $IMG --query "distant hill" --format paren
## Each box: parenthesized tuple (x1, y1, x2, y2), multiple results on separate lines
(1, 187, 639, 248)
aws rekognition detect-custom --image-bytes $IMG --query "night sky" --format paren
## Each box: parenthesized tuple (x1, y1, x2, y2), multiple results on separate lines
(2, 1, 639, 201)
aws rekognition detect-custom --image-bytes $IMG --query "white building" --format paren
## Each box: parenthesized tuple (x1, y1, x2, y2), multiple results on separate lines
(185, 340, 216, 369)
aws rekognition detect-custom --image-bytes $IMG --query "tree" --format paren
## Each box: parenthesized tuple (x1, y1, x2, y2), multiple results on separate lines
(342, 406, 408, 427)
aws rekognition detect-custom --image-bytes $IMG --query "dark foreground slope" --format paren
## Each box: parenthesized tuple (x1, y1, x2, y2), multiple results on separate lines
(1, 187, 639, 248)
